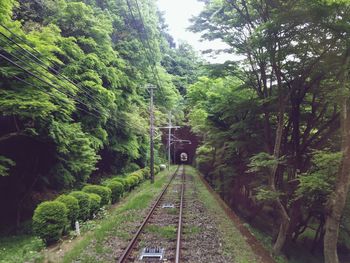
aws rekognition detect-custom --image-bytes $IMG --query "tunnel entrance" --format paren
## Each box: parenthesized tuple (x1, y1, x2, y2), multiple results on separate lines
(162, 126, 199, 165)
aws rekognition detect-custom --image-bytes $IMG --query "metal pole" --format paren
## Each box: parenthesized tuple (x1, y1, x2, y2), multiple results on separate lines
(168, 112, 171, 171)
(149, 85, 155, 184)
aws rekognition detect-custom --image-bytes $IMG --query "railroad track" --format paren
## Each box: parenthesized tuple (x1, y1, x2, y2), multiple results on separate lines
(118, 165, 185, 263)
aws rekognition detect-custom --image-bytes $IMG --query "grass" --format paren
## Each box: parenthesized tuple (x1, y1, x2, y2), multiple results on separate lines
(0, 235, 44, 263)
(60, 166, 177, 263)
(183, 225, 200, 236)
(166, 207, 178, 215)
(145, 225, 177, 239)
(186, 166, 259, 263)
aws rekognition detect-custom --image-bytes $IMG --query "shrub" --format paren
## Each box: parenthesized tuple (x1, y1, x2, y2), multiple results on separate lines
(55, 194, 79, 227)
(32, 201, 68, 244)
(142, 167, 150, 179)
(130, 171, 143, 182)
(82, 185, 111, 206)
(154, 165, 160, 174)
(106, 181, 124, 203)
(69, 191, 90, 221)
(87, 193, 101, 217)
(122, 162, 140, 174)
(123, 177, 134, 191)
(111, 177, 126, 193)
(130, 175, 140, 185)
(125, 176, 135, 189)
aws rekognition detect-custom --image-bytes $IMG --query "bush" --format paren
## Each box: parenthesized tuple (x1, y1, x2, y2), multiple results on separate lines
(130, 171, 143, 182)
(106, 181, 124, 203)
(87, 193, 101, 217)
(82, 185, 111, 206)
(111, 177, 126, 193)
(125, 176, 135, 189)
(142, 167, 150, 179)
(69, 191, 90, 221)
(154, 165, 160, 174)
(130, 175, 140, 185)
(55, 194, 79, 227)
(122, 162, 140, 174)
(32, 201, 68, 244)
(123, 177, 134, 192)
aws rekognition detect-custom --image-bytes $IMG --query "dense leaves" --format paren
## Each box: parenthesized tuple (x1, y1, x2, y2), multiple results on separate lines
(0, 0, 199, 229)
(189, 0, 350, 260)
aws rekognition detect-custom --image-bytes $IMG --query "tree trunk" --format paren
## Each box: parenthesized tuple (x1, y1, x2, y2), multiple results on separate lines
(269, 43, 291, 254)
(324, 51, 350, 263)
(270, 103, 291, 255)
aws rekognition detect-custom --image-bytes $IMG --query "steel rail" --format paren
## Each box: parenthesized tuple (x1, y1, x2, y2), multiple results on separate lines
(175, 165, 185, 263)
(117, 165, 181, 263)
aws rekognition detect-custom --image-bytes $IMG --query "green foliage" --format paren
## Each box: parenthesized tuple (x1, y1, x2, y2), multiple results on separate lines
(125, 176, 136, 190)
(82, 185, 111, 206)
(130, 170, 144, 182)
(69, 191, 90, 221)
(106, 181, 124, 203)
(55, 194, 79, 226)
(129, 175, 139, 187)
(87, 193, 101, 217)
(255, 187, 283, 202)
(110, 177, 127, 192)
(248, 152, 281, 174)
(0, 155, 15, 177)
(0, 235, 44, 263)
(142, 167, 150, 179)
(121, 163, 140, 174)
(1, 0, 187, 231)
(32, 201, 68, 244)
(296, 151, 341, 204)
(154, 165, 160, 175)
(49, 122, 100, 187)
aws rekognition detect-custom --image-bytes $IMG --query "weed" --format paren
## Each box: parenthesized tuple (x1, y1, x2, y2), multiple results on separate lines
(145, 225, 177, 239)
(183, 226, 200, 236)
(0, 235, 44, 263)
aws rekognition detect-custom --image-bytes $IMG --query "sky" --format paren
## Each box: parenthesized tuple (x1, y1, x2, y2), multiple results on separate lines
(156, 0, 233, 63)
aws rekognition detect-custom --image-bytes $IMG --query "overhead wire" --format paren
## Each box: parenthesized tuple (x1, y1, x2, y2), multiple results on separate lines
(125, 0, 165, 97)
(11, 75, 104, 118)
(0, 24, 106, 106)
(133, 0, 166, 92)
(0, 24, 157, 133)
(0, 23, 154, 132)
(0, 47, 107, 118)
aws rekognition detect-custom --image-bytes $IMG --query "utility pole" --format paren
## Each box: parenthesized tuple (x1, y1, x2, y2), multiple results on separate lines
(148, 84, 156, 184)
(158, 115, 180, 170)
(168, 112, 172, 171)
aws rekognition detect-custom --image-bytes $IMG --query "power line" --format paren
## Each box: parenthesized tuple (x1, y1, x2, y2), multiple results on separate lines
(0, 26, 106, 106)
(0, 23, 158, 135)
(133, 0, 166, 92)
(0, 50, 106, 118)
(11, 75, 104, 118)
(125, 0, 165, 97)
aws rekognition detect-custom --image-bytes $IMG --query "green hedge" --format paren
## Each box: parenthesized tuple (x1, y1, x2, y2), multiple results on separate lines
(69, 191, 90, 221)
(32, 166, 158, 245)
(87, 193, 101, 217)
(111, 178, 126, 193)
(55, 194, 79, 227)
(32, 201, 68, 244)
(126, 176, 137, 189)
(82, 185, 111, 206)
(142, 167, 150, 179)
(131, 171, 144, 182)
(106, 181, 124, 203)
